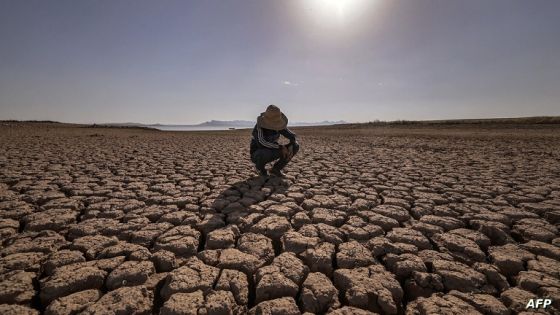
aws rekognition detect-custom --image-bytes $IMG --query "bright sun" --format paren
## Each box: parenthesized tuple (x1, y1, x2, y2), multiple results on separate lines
(307, 0, 372, 21)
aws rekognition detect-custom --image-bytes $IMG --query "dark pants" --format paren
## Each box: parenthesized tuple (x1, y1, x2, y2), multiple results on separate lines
(251, 143, 299, 172)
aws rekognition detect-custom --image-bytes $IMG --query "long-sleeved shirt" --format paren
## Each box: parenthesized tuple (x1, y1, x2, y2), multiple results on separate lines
(250, 124, 297, 155)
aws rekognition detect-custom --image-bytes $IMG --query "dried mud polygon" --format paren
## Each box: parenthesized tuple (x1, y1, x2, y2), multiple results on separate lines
(0, 123, 559, 314)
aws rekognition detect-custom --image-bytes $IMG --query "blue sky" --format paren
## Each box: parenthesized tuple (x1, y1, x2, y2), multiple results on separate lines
(0, 0, 559, 124)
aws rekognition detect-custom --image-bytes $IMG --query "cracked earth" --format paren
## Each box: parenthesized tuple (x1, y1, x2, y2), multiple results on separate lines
(1, 122, 559, 315)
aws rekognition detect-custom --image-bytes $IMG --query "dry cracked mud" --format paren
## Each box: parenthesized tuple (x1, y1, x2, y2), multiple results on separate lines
(1, 122, 559, 314)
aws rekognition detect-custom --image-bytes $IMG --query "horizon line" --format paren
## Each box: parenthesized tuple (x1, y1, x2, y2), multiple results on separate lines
(2, 115, 559, 126)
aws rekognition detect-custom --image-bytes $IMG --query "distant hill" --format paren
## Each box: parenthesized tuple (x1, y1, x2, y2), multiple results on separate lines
(291, 120, 348, 126)
(194, 120, 347, 127)
(101, 120, 348, 128)
(196, 120, 254, 127)
(3, 117, 558, 128)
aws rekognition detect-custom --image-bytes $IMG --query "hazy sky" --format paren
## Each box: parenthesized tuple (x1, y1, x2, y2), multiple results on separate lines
(1, 0, 559, 124)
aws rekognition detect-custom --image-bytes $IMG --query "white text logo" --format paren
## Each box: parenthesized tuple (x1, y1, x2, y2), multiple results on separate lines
(526, 299, 552, 309)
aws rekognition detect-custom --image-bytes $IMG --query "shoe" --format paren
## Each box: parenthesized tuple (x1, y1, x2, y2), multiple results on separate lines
(270, 168, 284, 177)
(256, 167, 268, 177)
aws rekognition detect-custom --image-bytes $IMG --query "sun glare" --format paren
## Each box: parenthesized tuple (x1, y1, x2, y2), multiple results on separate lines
(306, 0, 372, 22)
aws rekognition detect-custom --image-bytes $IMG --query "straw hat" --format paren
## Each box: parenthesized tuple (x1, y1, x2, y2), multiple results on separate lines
(257, 105, 288, 130)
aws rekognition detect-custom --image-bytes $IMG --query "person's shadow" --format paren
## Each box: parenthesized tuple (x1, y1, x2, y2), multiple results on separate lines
(201, 175, 292, 260)
(198, 175, 293, 307)
(209, 175, 291, 223)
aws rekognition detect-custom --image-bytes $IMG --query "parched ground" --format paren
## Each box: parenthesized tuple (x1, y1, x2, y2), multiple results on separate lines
(0, 122, 559, 314)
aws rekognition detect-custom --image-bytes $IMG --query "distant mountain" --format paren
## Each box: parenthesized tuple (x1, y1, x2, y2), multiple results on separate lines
(100, 120, 348, 128)
(291, 120, 347, 126)
(193, 120, 347, 127)
(189, 120, 347, 127)
(197, 120, 255, 127)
